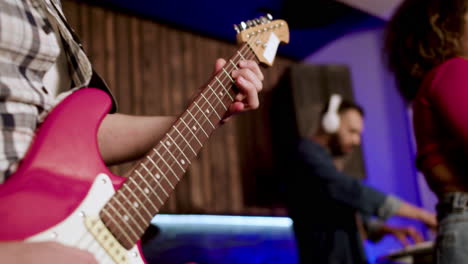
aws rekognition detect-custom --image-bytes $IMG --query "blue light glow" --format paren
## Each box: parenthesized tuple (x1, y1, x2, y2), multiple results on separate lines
(151, 214, 293, 228)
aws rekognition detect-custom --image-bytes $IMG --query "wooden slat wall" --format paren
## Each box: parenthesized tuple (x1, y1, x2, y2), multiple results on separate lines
(62, 0, 294, 215)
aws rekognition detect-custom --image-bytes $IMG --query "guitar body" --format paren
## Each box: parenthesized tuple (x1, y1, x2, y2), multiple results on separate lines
(0, 88, 146, 263)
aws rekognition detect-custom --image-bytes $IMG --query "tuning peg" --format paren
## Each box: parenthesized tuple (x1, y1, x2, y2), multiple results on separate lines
(240, 21, 247, 30)
(234, 24, 240, 33)
(266, 13, 273, 21)
(246, 20, 254, 28)
(255, 18, 261, 25)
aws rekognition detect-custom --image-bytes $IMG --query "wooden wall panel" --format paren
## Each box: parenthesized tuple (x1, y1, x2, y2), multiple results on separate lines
(62, 0, 295, 215)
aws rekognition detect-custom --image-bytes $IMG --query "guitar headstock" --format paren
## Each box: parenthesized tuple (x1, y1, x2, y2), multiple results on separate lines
(235, 14, 289, 67)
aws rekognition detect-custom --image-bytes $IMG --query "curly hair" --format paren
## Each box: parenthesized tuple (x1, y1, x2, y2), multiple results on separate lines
(383, 0, 468, 101)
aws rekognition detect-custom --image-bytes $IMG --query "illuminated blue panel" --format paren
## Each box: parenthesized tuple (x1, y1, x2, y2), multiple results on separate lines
(151, 214, 293, 227)
(142, 214, 298, 264)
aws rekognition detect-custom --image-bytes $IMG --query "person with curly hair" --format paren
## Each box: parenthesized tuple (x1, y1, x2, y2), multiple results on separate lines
(384, 0, 468, 262)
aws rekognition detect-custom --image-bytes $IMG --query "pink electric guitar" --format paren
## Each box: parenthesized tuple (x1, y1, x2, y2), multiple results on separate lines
(0, 16, 288, 264)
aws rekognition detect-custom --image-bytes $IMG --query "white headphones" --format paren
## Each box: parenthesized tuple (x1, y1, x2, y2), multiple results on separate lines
(321, 94, 342, 134)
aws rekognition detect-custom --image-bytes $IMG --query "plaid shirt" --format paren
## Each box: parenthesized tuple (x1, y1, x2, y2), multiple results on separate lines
(0, 0, 99, 183)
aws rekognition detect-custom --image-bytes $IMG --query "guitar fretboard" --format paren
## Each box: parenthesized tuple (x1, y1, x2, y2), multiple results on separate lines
(99, 43, 259, 249)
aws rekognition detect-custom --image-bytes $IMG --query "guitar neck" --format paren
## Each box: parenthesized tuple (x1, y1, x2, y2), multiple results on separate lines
(99, 43, 258, 249)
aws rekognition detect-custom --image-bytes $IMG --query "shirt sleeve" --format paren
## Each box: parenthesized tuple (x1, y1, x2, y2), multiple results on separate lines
(429, 57, 468, 147)
(361, 216, 386, 242)
(296, 140, 401, 219)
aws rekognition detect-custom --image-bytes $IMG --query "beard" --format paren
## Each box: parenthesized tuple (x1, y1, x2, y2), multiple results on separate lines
(329, 134, 347, 157)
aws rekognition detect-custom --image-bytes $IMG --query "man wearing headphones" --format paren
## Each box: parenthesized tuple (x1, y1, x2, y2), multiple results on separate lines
(285, 94, 437, 264)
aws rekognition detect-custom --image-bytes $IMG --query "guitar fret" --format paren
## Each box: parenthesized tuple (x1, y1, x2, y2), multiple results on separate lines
(167, 134, 190, 164)
(135, 169, 165, 203)
(237, 51, 246, 60)
(193, 101, 216, 131)
(161, 141, 185, 172)
(142, 162, 173, 191)
(101, 209, 135, 247)
(215, 76, 234, 101)
(180, 118, 203, 147)
(105, 202, 140, 242)
(200, 93, 221, 119)
(144, 156, 159, 170)
(208, 85, 228, 110)
(229, 59, 239, 70)
(128, 177, 159, 212)
(186, 108, 213, 132)
(173, 126, 197, 155)
(141, 161, 174, 190)
(113, 196, 145, 233)
(153, 149, 180, 181)
(123, 184, 153, 219)
(222, 68, 235, 83)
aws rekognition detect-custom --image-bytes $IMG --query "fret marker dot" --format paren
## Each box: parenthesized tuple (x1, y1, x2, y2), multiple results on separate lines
(156, 173, 161, 179)
(192, 125, 197, 131)
(123, 215, 129, 221)
(205, 109, 210, 114)
(144, 188, 150, 194)
(219, 92, 224, 96)
(181, 159, 186, 165)
(166, 141, 171, 146)
(133, 202, 139, 208)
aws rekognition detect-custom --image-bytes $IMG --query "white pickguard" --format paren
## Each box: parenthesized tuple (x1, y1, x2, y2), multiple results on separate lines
(27, 173, 146, 264)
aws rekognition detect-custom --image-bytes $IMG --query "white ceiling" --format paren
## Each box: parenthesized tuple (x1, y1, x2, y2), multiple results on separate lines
(336, 0, 403, 20)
